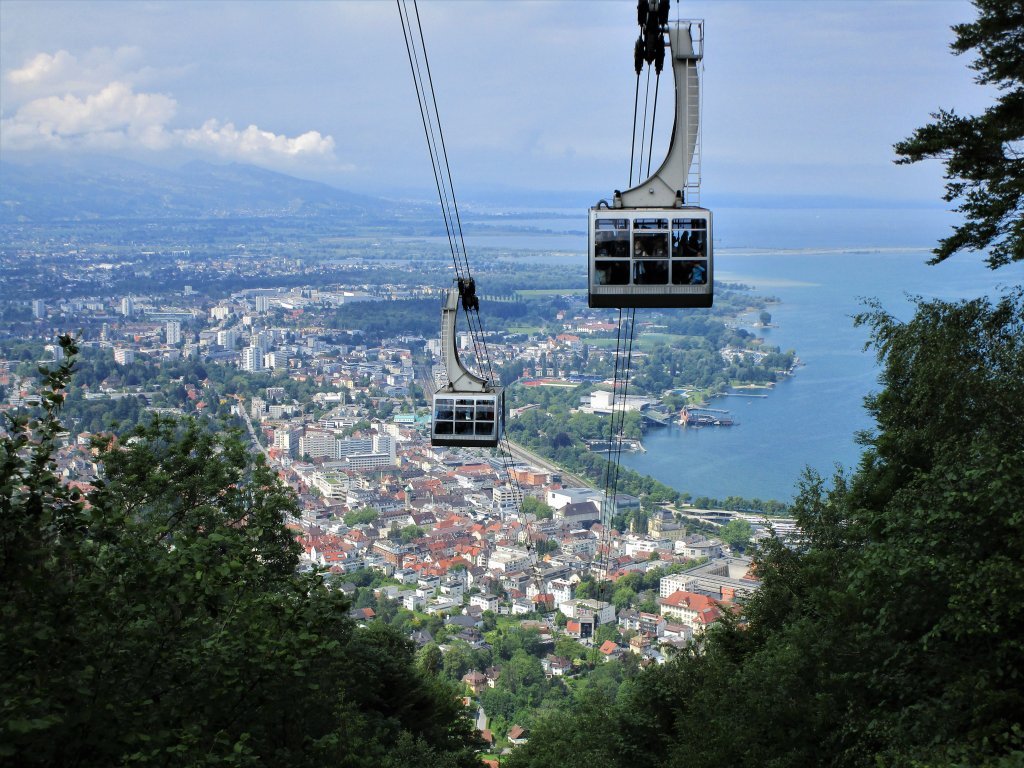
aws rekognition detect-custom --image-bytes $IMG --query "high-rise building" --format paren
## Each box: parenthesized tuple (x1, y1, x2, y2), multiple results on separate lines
(165, 320, 182, 346)
(273, 426, 302, 457)
(264, 352, 287, 371)
(32, 300, 46, 319)
(254, 295, 270, 313)
(251, 330, 272, 354)
(240, 347, 263, 372)
(113, 348, 135, 365)
(217, 329, 236, 348)
(298, 431, 336, 460)
(120, 296, 135, 318)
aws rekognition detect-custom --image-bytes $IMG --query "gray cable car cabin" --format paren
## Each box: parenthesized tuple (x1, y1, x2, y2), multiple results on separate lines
(588, 16, 712, 309)
(431, 281, 505, 448)
(589, 208, 711, 308)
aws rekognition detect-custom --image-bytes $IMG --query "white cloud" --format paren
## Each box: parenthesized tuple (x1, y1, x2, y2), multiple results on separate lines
(4, 47, 147, 101)
(178, 120, 334, 159)
(1, 50, 337, 167)
(8, 82, 175, 146)
(7, 50, 77, 85)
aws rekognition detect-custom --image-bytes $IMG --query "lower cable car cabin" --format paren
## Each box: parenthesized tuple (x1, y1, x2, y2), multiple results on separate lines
(430, 283, 506, 448)
(431, 389, 505, 448)
(589, 207, 712, 309)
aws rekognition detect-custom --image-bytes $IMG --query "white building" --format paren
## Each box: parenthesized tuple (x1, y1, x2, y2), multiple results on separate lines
(558, 598, 616, 625)
(273, 426, 302, 457)
(165, 320, 182, 345)
(546, 487, 603, 511)
(487, 545, 535, 573)
(32, 300, 45, 319)
(120, 296, 135, 318)
(585, 389, 657, 414)
(310, 471, 349, 500)
(659, 556, 759, 600)
(240, 347, 263, 372)
(493, 484, 524, 513)
(298, 430, 336, 460)
(264, 351, 287, 370)
(113, 347, 135, 365)
(217, 329, 236, 349)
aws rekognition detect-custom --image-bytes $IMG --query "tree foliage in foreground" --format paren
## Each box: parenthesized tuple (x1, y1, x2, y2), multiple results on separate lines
(894, 0, 1023, 268)
(506, 289, 1024, 768)
(0, 337, 481, 767)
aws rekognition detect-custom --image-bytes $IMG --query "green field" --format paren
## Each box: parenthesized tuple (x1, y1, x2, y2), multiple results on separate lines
(587, 332, 692, 351)
(507, 325, 544, 335)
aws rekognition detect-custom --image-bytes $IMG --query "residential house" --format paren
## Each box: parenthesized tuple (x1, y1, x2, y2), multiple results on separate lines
(659, 589, 723, 633)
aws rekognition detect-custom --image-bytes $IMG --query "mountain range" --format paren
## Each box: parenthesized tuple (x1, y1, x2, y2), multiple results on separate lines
(0, 157, 395, 223)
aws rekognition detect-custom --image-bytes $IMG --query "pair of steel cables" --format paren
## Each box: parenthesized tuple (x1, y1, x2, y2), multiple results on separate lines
(397, 0, 525, 519)
(598, 4, 667, 574)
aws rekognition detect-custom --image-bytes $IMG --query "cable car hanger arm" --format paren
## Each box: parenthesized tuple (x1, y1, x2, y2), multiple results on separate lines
(616, 15, 704, 209)
(438, 281, 491, 394)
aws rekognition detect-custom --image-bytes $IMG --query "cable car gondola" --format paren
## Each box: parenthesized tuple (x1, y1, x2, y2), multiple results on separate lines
(431, 280, 505, 448)
(589, 13, 712, 309)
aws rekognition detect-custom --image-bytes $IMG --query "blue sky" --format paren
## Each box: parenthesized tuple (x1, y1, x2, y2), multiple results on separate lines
(0, 0, 989, 205)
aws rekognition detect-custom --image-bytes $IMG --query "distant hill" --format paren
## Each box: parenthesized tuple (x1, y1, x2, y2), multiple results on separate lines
(0, 157, 397, 222)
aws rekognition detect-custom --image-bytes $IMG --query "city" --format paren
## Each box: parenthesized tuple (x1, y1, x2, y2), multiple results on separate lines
(1, 220, 796, 754)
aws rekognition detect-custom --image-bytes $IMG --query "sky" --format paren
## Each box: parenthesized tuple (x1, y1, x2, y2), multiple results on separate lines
(0, 0, 992, 206)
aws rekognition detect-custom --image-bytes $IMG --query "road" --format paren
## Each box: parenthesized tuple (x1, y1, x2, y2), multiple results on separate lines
(239, 402, 271, 462)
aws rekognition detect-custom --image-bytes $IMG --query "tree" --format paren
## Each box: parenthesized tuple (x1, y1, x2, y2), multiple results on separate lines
(507, 291, 1024, 767)
(0, 340, 483, 767)
(718, 518, 754, 552)
(344, 506, 379, 526)
(894, 0, 1024, 268)
(520, 495, 554, 520)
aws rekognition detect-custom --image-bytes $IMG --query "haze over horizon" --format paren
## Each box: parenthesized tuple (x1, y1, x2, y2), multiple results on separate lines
(1, 0, 991, 207)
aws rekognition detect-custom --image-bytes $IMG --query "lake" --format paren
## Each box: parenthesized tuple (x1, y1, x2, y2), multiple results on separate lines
(470, 206, 1022, 503)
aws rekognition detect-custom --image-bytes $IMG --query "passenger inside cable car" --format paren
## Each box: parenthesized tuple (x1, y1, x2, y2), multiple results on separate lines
(589, 208, 712, 307)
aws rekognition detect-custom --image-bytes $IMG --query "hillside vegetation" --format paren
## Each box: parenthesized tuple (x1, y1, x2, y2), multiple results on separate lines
(0, 340, 482, 767)
(506, 290, 1024, 767)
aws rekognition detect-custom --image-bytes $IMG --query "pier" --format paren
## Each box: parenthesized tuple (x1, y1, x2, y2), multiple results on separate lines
(680, 406, 736, 427)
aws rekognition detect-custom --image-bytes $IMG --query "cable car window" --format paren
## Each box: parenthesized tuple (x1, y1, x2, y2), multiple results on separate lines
(671, 260, 708, 285)
(634, 259, 669, 285)
(475, 420, 495, 436)
(595, 260, 630, 285)
(634, 218, 668, 230)
(634, 232, 669, 258)
(456, 400, 475, 421)
(435, 420, 455, 434)
(672, 218, 707, 230)
(435, 398, 455, 421)
(476, 402, 495, 420)
(595, 218, 630, 258)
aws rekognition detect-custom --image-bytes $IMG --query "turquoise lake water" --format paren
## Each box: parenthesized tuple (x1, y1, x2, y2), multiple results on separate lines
(620, 247, 1021, 502)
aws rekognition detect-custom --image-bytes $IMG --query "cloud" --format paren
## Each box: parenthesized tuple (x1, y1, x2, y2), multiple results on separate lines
(7, 50, 77, 85)
(1, 50, 337, 167)
(4, 82, 176, 150)
(4, 47, 148, 100)
(178, 120, 334, 159)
